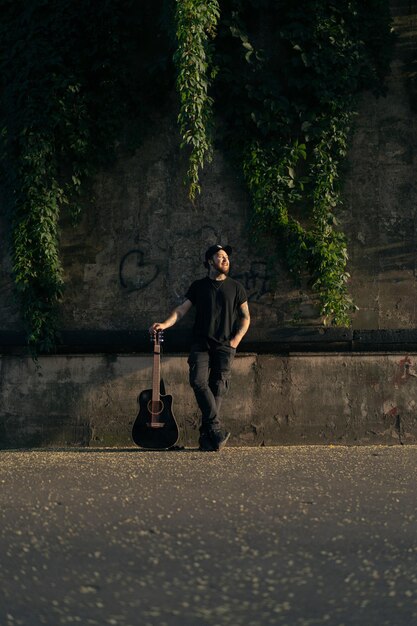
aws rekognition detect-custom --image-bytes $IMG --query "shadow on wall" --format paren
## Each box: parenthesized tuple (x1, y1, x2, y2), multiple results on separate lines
(1, 353, 417, 448)
(0, 356, 151, 448)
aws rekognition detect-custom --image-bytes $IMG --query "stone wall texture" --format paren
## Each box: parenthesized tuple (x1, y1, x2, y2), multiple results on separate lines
(0, 2, 417, 344)
(1, 353, 416, 448)
(2, 3, 417, 447)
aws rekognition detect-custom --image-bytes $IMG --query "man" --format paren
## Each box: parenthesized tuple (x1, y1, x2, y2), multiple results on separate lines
(149, 244, 250, 451)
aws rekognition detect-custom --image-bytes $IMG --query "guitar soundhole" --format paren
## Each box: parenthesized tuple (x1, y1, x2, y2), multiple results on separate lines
(147, 399, 164, 415)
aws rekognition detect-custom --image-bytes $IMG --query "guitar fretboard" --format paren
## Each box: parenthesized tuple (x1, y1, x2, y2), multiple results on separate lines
(151, 342, 161, 416)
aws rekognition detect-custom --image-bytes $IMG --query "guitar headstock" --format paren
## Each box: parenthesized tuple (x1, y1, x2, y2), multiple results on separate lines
(150, 330, 164, 346)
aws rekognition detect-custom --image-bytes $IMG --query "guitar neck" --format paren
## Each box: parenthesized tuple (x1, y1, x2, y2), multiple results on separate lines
(152, 343, 161, 403)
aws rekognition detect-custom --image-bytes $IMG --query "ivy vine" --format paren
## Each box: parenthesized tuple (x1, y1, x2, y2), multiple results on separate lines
(0, 0, 393, 351)
(0, 0, 174, 352)
(175, 0, 393, 325)
(174, 0, 220, 201)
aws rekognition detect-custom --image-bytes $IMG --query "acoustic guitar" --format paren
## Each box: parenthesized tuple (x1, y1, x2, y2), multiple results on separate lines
(132, 331, 179, 449)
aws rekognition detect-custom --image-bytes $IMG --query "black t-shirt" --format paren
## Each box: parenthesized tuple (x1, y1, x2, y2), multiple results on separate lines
(185, 276, 247, 345)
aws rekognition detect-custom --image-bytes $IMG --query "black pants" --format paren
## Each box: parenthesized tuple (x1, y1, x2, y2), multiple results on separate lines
(188, 342, 236, 433)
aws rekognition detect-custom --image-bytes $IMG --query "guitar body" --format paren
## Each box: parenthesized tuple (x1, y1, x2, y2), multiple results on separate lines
(132, 388, 179, 450)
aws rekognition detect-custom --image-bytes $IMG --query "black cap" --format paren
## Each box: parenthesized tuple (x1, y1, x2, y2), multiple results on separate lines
(204, 244, 232, 263)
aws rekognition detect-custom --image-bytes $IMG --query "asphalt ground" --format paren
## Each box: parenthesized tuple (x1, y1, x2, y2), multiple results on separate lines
(0, 446, 416, 626)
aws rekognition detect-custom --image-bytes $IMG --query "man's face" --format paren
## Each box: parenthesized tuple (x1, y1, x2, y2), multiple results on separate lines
(210, 250, 230, 275)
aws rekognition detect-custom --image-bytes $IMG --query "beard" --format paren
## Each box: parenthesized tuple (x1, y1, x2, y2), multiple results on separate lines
(212, 260, 230, 276)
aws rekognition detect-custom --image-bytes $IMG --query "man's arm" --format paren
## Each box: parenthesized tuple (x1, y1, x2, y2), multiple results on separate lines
(230, 301, 250, 349)
(149, 299, 193, 334)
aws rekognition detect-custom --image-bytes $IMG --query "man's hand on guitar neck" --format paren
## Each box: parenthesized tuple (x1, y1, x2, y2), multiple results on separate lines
(149, 322, 166, 334)
(149, 299, 193, 336)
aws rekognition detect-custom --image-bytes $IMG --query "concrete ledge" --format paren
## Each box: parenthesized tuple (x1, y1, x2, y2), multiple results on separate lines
(1, 353, 417, 448)
(4, 328, 417, 354)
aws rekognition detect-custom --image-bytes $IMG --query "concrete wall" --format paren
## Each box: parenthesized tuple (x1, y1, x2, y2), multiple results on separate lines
(1, 3, 417, 344)
(1, 4, 417, 447)
(1, 353, 416, 448)
(341, 1, 417, 329)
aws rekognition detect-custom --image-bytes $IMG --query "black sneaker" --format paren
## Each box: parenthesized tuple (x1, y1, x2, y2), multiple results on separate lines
(211, 431, 231, 451)
(198, 431, 216, 452)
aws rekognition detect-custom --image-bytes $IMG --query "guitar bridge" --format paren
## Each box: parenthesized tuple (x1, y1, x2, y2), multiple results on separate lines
(146, 422, 165, 428)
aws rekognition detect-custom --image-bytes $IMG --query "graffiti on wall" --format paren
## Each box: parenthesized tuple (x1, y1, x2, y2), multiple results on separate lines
(119, 226, 223, 294)
(392, 356, 417, 386)
(119, 248, 274, 305)
(234, 262, 273, 303)
(119, 249, 160, 293)
(380, 356, 417, 442)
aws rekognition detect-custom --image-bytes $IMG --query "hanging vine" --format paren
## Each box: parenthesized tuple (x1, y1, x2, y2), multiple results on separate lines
(0, 0, 393, 351)
(175, 0, 393, 325)
(0, 0, 174, 352)
(174, 0, 220, 201)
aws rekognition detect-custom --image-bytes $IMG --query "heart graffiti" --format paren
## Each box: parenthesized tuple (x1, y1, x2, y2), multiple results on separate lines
(119, 249, 160, 293)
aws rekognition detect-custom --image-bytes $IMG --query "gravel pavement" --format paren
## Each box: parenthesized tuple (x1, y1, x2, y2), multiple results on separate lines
(0, 446, 416, 626)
